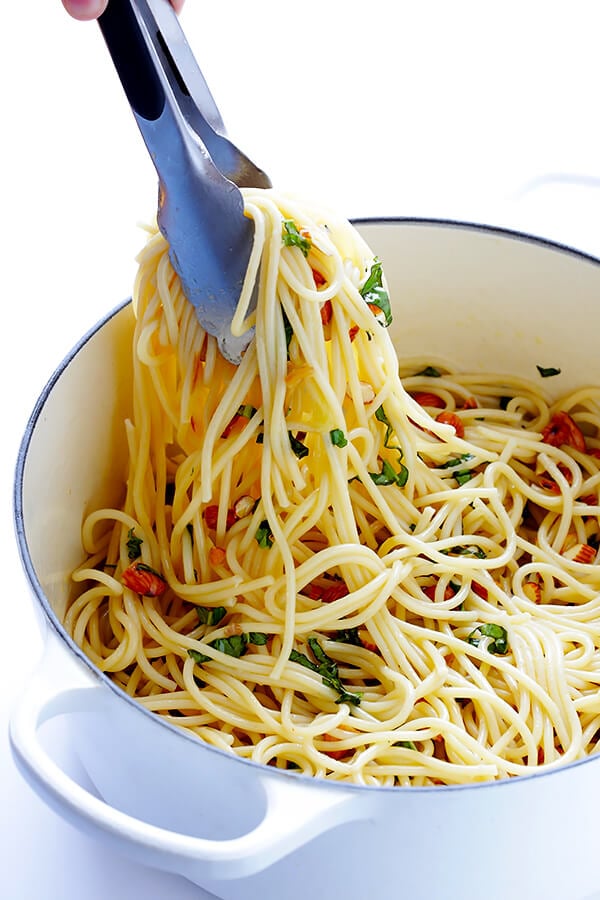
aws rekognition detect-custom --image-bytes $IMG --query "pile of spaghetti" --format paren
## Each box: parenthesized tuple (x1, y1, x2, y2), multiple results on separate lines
(67, 189, 600, 786)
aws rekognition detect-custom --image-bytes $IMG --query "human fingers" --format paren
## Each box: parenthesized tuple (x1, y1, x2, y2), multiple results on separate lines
(61, 0, 108, 20)
(62, 0, 184, 19)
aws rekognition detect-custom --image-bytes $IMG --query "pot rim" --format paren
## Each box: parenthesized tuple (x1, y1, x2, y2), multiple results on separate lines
(14, 216, 600, 798)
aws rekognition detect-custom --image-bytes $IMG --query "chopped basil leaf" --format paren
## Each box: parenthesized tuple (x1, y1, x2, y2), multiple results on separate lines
(134, 562, 163, 576)
(371, 407, 410, 486)
(248, 632, 268, 645)
(196, 606, 227, 626)
(375, 405, 394, 448)
(282, 219, 311, 257)
(289, 431, 309, 459)
(330, 428, 348, 448)
(188, 648, 211, 664)
(369, 458, 409, 488)
(394, 740, 417, 750)
(282, 308, 294, 351)
(369, 461, 397, 485)
(335, 627, 363, 646)
(237, 404, 256, 419)
(290, 638, 362, 706)
(416, 365, 441, 377)
(537, 365, 561, 378)
(442, 545, 487, 559)
(126, 528, 143, 560)
(439, 453, 474, 469)
(467, 623, 509, 655)
(211, 634, 248, 658)
(256, 520, 274, 549)
(360, 258, 392, 326)
(189, 631, 267, 666)
(454, 470, 474, 486)
(290, 648, 317, 670)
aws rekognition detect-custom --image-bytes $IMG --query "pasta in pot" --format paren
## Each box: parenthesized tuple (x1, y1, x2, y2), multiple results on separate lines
(66, 189, 600, 786)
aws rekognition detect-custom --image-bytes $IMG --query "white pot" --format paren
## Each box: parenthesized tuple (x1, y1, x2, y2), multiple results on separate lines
(11, 220, 600, 900)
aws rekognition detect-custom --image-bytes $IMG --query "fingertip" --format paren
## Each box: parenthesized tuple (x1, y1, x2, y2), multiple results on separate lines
(62, 0, 109, 21)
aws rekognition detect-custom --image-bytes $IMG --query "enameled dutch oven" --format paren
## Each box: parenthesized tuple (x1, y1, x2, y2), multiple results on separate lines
(11, 220, 600, 900)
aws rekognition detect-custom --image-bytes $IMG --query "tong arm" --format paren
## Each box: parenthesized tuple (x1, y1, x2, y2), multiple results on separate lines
(98, 0, 260, 361)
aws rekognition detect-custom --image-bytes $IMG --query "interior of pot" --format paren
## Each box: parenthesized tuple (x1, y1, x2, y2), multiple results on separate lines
(18, 218, 600, 659)
(18, 303, 135, 624)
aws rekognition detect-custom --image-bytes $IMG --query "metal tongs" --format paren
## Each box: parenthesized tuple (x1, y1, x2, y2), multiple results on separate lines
(98, 0, 271, 362)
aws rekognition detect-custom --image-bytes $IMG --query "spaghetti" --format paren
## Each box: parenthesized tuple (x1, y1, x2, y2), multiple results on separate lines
(67, 189, 600, 786)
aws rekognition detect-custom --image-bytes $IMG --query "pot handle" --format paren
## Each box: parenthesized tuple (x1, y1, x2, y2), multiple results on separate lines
(10, 632, 372, 881)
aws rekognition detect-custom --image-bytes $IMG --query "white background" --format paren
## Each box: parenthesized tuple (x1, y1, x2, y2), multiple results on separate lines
(4, 1, 600, 897)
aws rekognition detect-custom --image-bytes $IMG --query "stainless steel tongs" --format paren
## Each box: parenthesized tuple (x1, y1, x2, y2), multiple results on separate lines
(98, 0, 271, 362)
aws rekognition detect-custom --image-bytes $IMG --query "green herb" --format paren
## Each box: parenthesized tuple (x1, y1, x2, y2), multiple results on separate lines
(282, 219, 311, 257)
(290, 648, 317, 670)
(439, 454, 474, 469)
(188, 631, 268, 666)
(237, 403, 257, 419)
(282, 308, 294, 352)
(369, 458, 409, 488)
(467, 623, 509, 655)
(394, 740, 417, 750)
(255, 520, 274, 549)
(335, 627, 363, 646)
(248, 632, 269, 646)
(289, 431, 309, 459)
(454, 470, 475, 486)
(210, 634, 248, 658)
(537, 365, 561, 378)
(188, 648, 211, 664)
(371, 406, 409, 487)
(360, 258, 392, 326)
(375, 405, 394, 448)
(438, 454, 476, 485)
(126, 528, 143, 560)
(330, 428, 348, 448)
(290, 638, 362, 706)
(134, 562, 163, 576)
(443, 545, 487, 559)
(416, 365, 441, 377)
(196, 606, 227, 627)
